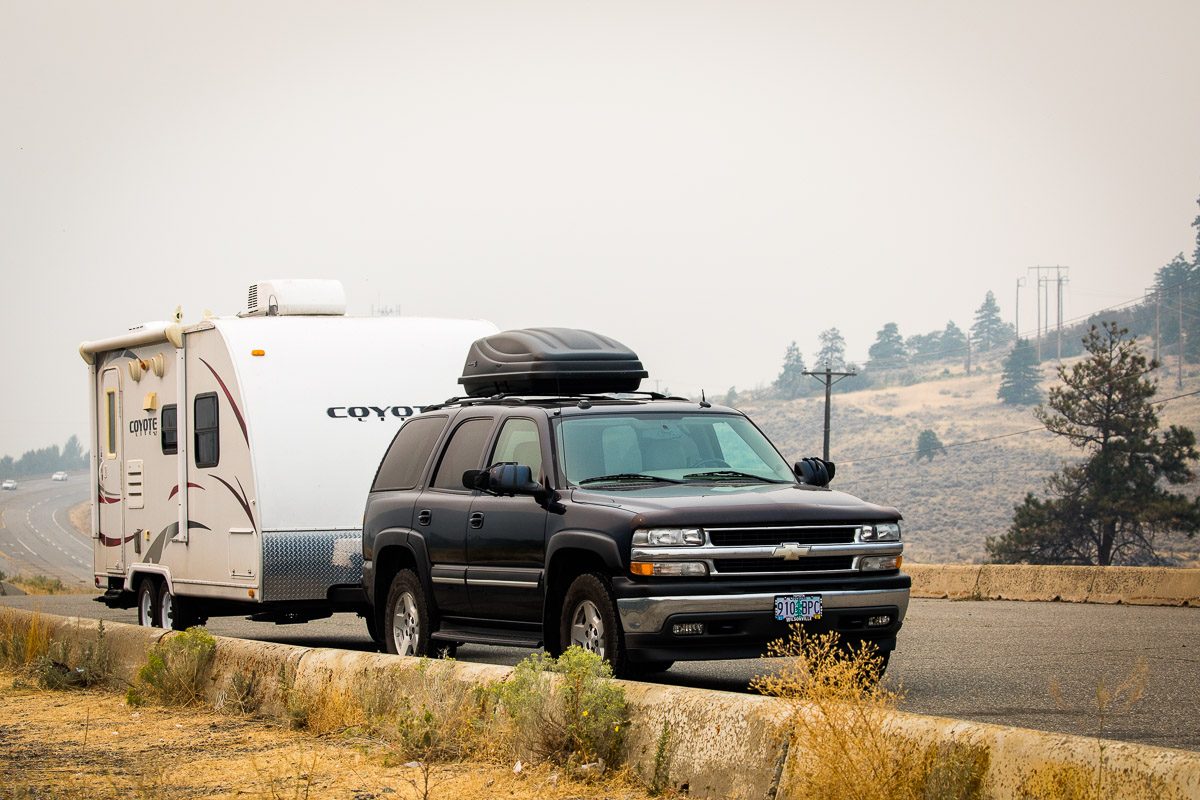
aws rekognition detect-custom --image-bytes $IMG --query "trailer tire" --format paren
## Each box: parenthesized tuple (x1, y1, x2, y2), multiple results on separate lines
(137, 577, 160, 628)
(383, 570, 430, 657)
(159, 583, 202, 630)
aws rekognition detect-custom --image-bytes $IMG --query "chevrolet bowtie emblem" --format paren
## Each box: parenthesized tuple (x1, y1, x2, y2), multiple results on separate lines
(772, 543, 810, 560)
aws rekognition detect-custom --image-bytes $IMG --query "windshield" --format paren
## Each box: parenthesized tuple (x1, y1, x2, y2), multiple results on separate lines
(554, 412, 795, 486)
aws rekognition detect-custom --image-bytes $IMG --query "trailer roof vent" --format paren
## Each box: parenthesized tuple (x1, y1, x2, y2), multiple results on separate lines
(239, 279, 346, 317)
(459, 327, 648, 397)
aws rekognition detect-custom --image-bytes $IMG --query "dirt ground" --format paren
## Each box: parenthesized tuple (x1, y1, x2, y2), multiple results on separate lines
(0, 670, 654, 800)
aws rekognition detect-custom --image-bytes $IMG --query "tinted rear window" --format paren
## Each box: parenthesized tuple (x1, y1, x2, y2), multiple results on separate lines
(372, 416, 449, 492)
(431, 418, 494, 490)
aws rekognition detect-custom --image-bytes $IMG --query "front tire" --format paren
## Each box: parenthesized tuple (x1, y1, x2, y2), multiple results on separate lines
(137, 577, 160, 628)
(383, 570, 431, 657)
(560, 573, 628, 676)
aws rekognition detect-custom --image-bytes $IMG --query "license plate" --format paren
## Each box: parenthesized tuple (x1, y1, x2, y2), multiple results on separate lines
(774, 593, 823, 622)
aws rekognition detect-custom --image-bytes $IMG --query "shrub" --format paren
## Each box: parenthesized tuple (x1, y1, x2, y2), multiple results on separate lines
(127, 627, 216, 706)
(494, 646, 628, 768)
(0, 610, 51, 670)
(752, 629, 987, 800)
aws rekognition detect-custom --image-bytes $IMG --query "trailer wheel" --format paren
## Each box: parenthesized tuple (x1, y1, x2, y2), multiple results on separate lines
(158, 582, 201, 630)
(137, 577, 160, 628)
(383, 570, 430, 657)
(560, 573, 628, 677)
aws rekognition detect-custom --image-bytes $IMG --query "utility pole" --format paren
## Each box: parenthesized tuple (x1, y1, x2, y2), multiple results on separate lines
(1015, 277, 1025, 340)
(1179, 284, 1185, 389)
(965, 335, 972, 375)
(1155, 288, 1161, 364)
(1028, 266, 1069, 362)
(804, 366, 856, 461)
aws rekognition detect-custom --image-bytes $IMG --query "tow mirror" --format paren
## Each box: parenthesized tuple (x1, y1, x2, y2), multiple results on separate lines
(794, 457, 835, 487)
(463, 462, 543, 497)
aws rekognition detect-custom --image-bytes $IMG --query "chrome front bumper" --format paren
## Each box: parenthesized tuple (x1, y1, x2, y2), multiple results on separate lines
(616, 587, 911, 634)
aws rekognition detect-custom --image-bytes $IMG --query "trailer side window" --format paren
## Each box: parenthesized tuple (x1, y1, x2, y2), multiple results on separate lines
(194, 393, 219, 468)
(372, 416, 449, 492)
(431, 418, 493, 491)
(105, 390, 117, 459)
(161, 405, 178, 455)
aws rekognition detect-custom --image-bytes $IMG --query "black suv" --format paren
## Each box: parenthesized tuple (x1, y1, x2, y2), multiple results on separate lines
(362, 328, 909, 676)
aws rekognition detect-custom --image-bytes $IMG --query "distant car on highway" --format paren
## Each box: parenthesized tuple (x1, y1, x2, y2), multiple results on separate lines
(1, 479, 17, 490)
(51, 471, 68, 481)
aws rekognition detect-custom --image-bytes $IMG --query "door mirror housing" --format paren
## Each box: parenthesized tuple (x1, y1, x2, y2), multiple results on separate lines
(794, 457, 835, 487)
(463, 462, 543, 497)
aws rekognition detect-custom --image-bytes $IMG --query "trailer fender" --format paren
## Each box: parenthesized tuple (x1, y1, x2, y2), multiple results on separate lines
(124, 565, 174, 595)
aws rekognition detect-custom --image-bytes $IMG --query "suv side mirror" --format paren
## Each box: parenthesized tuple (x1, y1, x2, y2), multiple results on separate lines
(463, 462, 543, 497)
(794, 457, 835, 487)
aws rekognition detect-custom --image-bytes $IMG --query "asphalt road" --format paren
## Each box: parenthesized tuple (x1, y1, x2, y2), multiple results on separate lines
(0, 474, 91, 587)
(3, 592, 1197, 752)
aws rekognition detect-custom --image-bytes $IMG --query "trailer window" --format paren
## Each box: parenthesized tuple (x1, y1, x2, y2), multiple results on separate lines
(105, 390, 117, 459)
(431, 418, 493, 490)
(194, 393, 219, 468)
(161, 405, 178, 455)
(373, 416, 448, 491)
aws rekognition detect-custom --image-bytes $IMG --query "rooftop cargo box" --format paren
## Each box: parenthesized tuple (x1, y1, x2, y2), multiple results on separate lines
(459, 327, 648, 397)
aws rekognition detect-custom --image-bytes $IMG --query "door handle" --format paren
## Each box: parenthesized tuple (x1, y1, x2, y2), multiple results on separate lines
(469, 512, 485, 529)
(417, 509, 432, 526)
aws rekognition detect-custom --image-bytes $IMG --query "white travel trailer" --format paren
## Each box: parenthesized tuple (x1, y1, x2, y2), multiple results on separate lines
(79, 279, 496, 630)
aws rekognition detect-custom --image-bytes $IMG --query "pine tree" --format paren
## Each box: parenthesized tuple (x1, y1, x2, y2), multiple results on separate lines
(867, 323, 907, 370)
(915, 429, 946, 461)
(775, 342, 808, 400)
(987, 323, 1200, 565)
(971, 291, 1011, 352)
(814, 328, 847, 371)
(941, 321, 967, 358)
(997, 339, 1042, 405)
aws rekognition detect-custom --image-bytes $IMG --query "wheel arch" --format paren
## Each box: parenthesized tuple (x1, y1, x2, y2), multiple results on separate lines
(370, 529, 432, 631)
(543, 531, 624, 654)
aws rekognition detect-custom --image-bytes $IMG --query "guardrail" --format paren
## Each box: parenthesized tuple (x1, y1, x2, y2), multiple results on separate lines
(907, 564, 1200, 606)
(4, 608, 1199, 799)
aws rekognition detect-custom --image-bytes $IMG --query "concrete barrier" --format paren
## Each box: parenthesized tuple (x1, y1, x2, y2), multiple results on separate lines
(3, 607, 1200, 800)
(908, 564, 1200, 606)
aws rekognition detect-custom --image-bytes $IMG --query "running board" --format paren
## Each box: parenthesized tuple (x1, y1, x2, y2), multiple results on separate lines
(432, 628, 542, 649)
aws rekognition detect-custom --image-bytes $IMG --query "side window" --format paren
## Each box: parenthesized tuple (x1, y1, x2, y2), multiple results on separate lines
(490, 418, 543, 479)
(431, 418, 494, 490)
(161, 405, 178, 455)
(105, 390, 117, 459)
(372, 416, 449, 491)
(194, 393, 219, 468)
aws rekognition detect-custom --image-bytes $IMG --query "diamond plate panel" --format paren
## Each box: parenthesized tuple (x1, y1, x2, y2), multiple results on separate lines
(261, 529, 363, 602)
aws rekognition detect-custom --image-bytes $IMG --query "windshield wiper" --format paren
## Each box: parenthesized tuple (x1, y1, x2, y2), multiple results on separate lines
(577, 473, 683, 485)
(682, 470, 788, 483)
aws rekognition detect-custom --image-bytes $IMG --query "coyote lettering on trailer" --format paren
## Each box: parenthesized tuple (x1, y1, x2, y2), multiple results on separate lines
(79, 278, 497, 631)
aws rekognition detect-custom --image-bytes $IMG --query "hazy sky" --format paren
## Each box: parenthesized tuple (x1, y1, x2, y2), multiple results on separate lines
(2, 1, 1199, 457)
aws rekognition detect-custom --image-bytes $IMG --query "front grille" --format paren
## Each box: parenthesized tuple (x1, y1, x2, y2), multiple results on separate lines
(708, 526, 857, 547)
(713, 556, 855, 573)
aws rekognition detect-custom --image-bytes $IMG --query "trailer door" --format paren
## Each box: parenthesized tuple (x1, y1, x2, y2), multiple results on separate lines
(98, 367, 126, 572)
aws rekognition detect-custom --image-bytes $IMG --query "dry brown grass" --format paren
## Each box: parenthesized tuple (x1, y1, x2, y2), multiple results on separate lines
(0, 667, 659, 800)
(68, 500, 91, 537)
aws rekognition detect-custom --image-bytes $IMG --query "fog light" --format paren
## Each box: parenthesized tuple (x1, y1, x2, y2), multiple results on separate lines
(859, 555, 902, 571)
(868, 615, 892, 627)
(672, 622, 705, 636)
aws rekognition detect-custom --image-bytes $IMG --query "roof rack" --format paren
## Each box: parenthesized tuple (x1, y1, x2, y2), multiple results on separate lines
(422, 391, 690, 413)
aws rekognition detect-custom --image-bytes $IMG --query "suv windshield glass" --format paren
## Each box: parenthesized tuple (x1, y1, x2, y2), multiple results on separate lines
(555, 413, 795, 486)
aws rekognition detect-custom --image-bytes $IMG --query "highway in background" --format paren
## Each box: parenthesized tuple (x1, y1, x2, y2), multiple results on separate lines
(2, 485, 1197, 751)
(0, 474, 90, 587)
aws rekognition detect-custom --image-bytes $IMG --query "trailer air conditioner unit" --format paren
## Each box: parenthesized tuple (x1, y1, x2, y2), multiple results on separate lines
(459, 327, 648, 397)
(240, 279, 347, 317)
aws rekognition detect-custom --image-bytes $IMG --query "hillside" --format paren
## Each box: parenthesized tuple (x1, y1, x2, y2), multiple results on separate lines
(739, 346, 1200, 565)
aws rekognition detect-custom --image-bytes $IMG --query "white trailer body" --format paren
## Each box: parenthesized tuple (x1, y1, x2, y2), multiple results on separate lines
(80, 285, 495, 624)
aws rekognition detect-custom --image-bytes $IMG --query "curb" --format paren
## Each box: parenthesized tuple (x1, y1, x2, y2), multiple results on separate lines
(3, 608, 1199, 799)
(907, 564, 1200, 606)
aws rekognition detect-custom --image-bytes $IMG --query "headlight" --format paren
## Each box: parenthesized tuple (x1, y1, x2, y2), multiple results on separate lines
(632, 528, 705, 547)
(860, 523, 901, 542)
(860, 555, 903, 571)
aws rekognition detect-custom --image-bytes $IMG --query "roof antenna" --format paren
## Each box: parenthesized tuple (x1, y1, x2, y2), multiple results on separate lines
(700, 389, 711, 408)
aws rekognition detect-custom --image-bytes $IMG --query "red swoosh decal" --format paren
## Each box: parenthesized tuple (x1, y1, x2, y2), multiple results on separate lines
(98, 531, 137, 547)
(167, 482, 205, 501)
(199, 357, 249, 445)
(98, 485, 122, 504)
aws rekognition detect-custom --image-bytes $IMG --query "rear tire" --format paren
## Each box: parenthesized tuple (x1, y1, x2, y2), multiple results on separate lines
(137, 577, 159, 628)
(159, 582, 201, 630)
(560, 573, 628, 677)
(383, 570, 431, 657)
